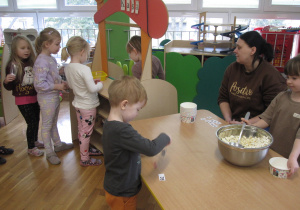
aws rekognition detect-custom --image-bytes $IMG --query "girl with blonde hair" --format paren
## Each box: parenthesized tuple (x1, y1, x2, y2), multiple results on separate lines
(33, 27, 73, 165)
(62, 36, 103, 166)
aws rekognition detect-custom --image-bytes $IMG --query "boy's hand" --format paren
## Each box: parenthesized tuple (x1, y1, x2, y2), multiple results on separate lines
(287, 158, 299, 177)
(4, 74, 16, 84)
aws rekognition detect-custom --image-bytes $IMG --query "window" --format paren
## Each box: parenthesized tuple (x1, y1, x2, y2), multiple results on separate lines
(65, 0, 97, 6)
(203, 0, 259, 8)
(236, 18, 300, 31)
(17, 0, 56, 9)
(0, 0, 8, 7)
(163, 0, 197, 10)
(43, 16, 98, 46)
(152, 16, 226, 47)
(43, 16, 98, 59)
(271, 0, 300, 6)
(264, 0, 300, 11)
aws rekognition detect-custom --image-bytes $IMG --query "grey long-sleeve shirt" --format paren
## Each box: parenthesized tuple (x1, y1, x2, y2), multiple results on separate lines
(102, 120, 170, 197)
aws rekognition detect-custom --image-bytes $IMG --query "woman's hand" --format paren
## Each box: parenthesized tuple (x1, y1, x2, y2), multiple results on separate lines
(241, 118, 251, 125)
(229, 119, 243, 124)
(4, 74, 16, 84)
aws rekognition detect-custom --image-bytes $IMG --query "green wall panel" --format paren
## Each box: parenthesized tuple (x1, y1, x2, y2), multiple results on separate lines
(105, 12, 130, 67)
(193, 55, 236, 118)
(165, 52, 201, 112)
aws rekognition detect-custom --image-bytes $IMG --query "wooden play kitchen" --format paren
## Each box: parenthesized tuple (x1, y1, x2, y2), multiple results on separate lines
(131, 110, 300, 209)
(69, 0, 178, 142)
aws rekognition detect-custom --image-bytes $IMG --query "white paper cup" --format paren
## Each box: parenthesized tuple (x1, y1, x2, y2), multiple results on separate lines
(180, 102, 197, 123)
(269, 157, 290, 179)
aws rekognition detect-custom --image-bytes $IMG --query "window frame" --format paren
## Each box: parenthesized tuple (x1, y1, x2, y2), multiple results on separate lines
(199, 0, 263, 12)
(0, 0, 13, 11)
(15, 0, 58, 10)
(164, 0, 198, 11)
(263, 0, 300, 12)
(202, 0, 260, 10)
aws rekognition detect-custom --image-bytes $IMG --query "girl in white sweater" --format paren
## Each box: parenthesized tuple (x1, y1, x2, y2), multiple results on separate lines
(62, 36, 103, 166)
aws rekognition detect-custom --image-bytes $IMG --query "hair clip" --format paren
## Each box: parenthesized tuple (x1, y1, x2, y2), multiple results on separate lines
(65, 47, 69, 54)
(48, 31, 53, 35)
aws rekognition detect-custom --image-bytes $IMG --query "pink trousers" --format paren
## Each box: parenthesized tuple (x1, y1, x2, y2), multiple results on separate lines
(75, 107, 96, 161)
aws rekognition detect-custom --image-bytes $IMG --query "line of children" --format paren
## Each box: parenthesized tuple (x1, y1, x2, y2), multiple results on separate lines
(243, 55, 300, 177)
(33, 27, 73, 165)
(3, 35, 44, 158)
(62, 36, 103, 167)
(4, 28, 299, 208)
(102, 76, 171, 209)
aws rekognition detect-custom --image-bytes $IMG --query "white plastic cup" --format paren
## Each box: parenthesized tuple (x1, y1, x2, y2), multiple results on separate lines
(180, 102, 197, 123)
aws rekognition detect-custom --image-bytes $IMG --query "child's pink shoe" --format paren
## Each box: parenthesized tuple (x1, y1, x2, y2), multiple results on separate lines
(80, 158, 102, 167)
(28, 147, 44, 156)
(89, 147, 103, 156)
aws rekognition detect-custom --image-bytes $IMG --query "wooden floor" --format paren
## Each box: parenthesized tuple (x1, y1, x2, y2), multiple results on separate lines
(0, 100, 161, 210)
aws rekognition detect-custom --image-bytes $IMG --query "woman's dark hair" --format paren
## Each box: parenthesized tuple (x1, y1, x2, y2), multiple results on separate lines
(239, 31, 274, 65)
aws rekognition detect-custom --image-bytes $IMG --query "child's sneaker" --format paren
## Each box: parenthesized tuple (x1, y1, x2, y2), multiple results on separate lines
(80, 158, 102, 167)
(0, 146, 14, 155)
(54, 142, 74, 152)
(0, 157, 6, 165)
(89, 147, 103, 156)
(46, 152, 61, 165)
(34, 140, 44, 148)
(28, 147, 44, 157)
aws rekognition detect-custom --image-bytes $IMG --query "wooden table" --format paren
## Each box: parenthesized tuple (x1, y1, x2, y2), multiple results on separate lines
(130, 110, 300, 210)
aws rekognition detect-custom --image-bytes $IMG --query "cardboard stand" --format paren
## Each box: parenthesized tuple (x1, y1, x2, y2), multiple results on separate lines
(0, 44, 19, 125)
